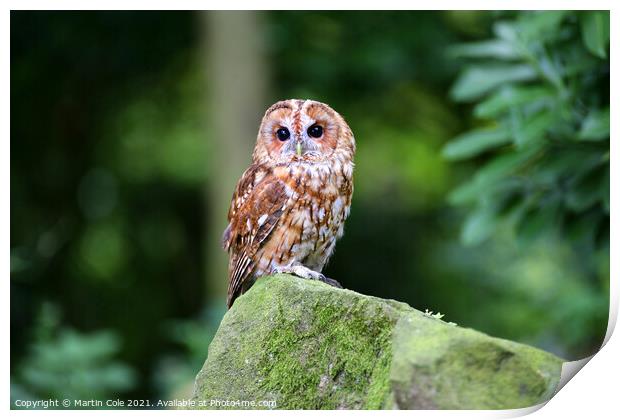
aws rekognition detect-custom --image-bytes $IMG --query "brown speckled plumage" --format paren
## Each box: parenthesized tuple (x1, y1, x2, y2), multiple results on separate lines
(223, 99, 356, 308)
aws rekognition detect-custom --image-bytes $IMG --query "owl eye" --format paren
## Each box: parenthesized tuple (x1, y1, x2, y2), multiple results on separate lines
(307, 124, 323, 138)
(276, 127, 290, 141)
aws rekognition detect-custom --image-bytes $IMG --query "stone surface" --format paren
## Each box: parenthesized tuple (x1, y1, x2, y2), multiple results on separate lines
(192, 274, 563, 409)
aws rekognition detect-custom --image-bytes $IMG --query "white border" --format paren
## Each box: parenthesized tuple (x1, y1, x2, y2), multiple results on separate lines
(1, 0, 618, 10)
(4, 2, 617, 419)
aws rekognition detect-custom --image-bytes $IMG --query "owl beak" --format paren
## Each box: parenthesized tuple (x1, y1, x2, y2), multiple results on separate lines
(296, 141, 303, 157)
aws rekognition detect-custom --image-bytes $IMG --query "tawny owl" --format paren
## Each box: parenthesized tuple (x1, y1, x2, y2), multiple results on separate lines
(222, 99, 356, 308)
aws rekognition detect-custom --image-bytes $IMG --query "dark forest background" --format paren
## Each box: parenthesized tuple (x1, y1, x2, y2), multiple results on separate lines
(11, 11, 609, 405)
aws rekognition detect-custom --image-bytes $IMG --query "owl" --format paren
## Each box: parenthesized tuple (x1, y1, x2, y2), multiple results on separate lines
(222, 99, 356, 308)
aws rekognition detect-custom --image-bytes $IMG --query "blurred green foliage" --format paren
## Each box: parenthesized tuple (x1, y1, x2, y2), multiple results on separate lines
(152, 304, 225, 400)
(11, 303, 136, 407)
(444, 11, 610, 249)
(11, 11, 206, 403)
(11, 10, 609, 407)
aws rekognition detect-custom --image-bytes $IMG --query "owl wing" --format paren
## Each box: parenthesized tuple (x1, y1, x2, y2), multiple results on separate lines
(223, 165, 288, 307)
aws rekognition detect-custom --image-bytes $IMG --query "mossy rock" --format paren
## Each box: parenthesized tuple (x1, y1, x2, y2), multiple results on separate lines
(192, 274, 563, 409)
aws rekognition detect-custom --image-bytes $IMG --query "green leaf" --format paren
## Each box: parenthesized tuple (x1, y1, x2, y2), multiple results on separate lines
(537, 50, 565, 91)
(580, 11, 610, 59)
(442, 127, 511, 160)
(602, 166, 610, 213)
(599, 165, 610, 214)
(535, 147, 602, 185)
(578, 108, 610, 141)
(476, 143, 543, 185)
(510, 110, 555, 148)
(566, 165, 608, 212)
(447, 144, 542, 205)
(493, 21, 518, 42)
(448, 40, 520, 60)
(562, 45, 599, 77)
(565, 211, 601, 248)
(515, 201, 561, 243)
(461, 206, 498, 246)
(451, 64, 537, 102)
(517, 11, 568, 43)
(448, 179, 483, 205)
(474, 86, 554, 118)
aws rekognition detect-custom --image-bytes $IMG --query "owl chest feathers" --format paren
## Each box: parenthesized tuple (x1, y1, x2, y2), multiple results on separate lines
(224, 158, 353, 282)
(259, 159, 353, 271)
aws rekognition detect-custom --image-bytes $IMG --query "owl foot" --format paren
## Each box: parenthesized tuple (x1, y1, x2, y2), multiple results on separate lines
(273, 263, 324, 280)
(272, 264, 342, 289)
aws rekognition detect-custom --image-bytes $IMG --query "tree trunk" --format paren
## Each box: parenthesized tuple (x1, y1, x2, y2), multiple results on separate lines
(201, 11, 269, 300)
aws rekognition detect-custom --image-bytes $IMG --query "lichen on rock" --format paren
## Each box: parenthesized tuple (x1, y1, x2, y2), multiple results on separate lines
(192, 274, 563, 410)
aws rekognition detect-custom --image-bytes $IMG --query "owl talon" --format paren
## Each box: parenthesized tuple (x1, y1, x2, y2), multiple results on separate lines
(273, 264, 323, 280)
(273, 264, 342, 288)
(322, 277, 343, 289)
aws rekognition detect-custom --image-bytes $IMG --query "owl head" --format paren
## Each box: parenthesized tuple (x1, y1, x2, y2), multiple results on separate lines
(252, 99, 355, 165)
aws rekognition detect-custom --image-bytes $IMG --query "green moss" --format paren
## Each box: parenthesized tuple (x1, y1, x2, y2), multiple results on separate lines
(391, 314, 563, 409)
(254, 277, 397, 409)
(192, 274, 564, 410)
